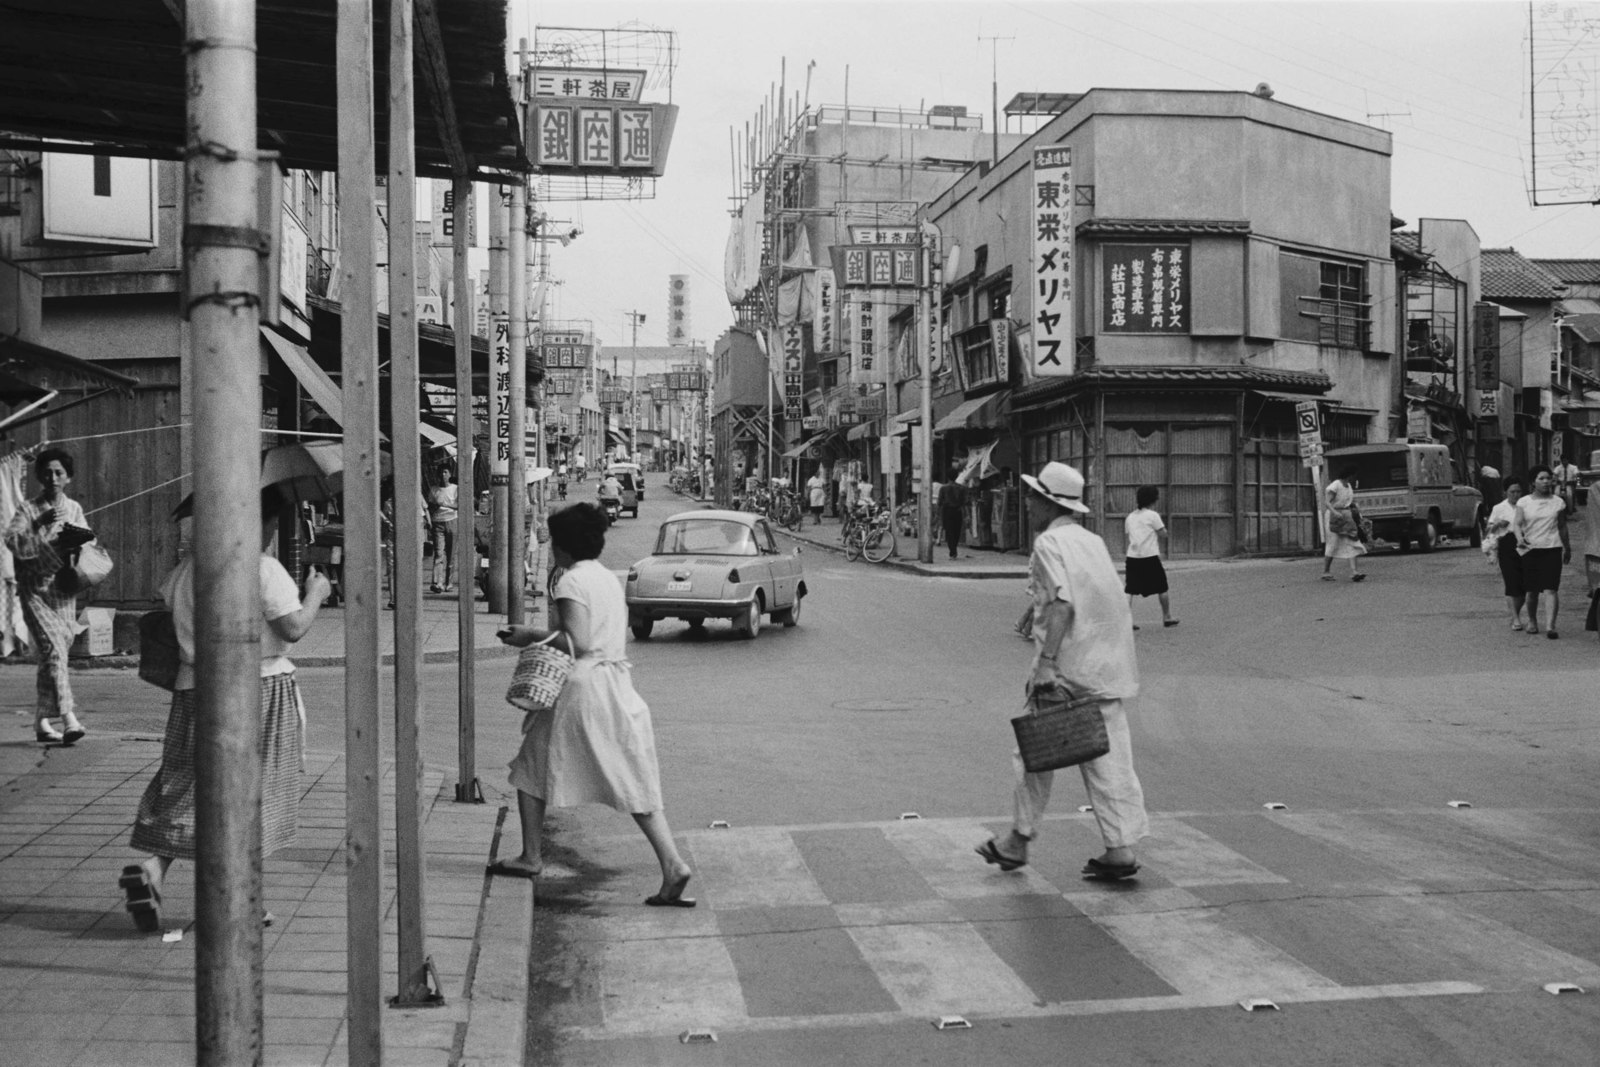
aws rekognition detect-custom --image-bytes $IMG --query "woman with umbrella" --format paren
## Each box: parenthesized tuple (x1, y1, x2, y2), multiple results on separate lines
(120, 486, 332, 932)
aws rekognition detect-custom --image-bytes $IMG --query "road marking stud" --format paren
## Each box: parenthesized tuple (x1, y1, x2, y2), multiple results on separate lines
(708, 820, 730, 829)
(1263, 803, 1288, 811)
(1447, 800, 1472, 809)
(162, 929, 183, 943)
(899, 812, 921, 820)
(1239, 998, 1279, 1012)
(1543, 982, 1585, 995)
(1077, 805, 1094, 813)
(680, 1029, 718, 1043)
(934, 1015, 972, 1030)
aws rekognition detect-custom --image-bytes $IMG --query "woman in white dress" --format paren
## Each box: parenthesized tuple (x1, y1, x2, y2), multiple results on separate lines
(1321, 463, 1367, 582)
(495, 503, 694, 906)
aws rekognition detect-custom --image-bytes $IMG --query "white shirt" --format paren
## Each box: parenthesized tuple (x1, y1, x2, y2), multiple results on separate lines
(1029, 518, 1140, 701)
(806, 475, 827, 507)
(1514, 493, 1566, 550)
(1124, 508, 1165, 559)
(162, 554, 304, 690)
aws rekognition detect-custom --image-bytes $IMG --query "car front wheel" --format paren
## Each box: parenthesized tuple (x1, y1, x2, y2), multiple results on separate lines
(733, 598, 762, 639)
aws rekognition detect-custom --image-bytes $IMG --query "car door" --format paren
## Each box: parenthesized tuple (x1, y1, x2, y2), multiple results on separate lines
(753, 518, 796, 607)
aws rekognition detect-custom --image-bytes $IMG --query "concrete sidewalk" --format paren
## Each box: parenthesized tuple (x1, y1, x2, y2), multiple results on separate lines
(0, 549, 547, 1066)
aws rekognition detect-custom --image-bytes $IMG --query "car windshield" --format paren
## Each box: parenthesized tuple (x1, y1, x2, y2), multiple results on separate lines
(655, 519, 758, 556)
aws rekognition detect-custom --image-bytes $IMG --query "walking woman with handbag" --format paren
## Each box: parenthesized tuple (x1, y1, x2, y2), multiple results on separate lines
(3, 448, 93, 744)
(495, 503, 694, 906)
(976, 462, 1150, 882)
(1321, 463, 1368, 582)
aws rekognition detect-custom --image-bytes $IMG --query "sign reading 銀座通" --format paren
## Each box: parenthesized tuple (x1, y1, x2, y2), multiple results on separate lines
(1031, 145, 1073, 376)
(833, 245, 921, 289)
(528, 101, 679, 178)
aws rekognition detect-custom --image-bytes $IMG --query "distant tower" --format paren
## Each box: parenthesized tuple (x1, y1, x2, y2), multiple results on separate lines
(668, 274, 691, 346)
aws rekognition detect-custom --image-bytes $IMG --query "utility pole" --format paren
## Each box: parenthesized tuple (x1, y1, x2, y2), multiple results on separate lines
(507, 51, 529, 625)
(979, 33, 1014, 166)
(626, 310, 646, 462)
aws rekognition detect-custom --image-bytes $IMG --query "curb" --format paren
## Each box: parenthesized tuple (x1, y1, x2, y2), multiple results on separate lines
(9, 642, 520, 672)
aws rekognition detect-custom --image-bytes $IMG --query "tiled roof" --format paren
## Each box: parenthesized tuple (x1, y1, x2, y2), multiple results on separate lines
(1533, 259, 1600, 284)
(1391, 230, 1423, 257)
(1566, 313, 1600, 344)
(1012, 364, 1331, 407)
(1481, 248, 1567, 301)
(1076, 218, 1251, 237)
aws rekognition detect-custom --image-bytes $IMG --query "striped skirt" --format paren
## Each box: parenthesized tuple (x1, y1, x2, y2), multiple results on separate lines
(130, 673, 304, 861)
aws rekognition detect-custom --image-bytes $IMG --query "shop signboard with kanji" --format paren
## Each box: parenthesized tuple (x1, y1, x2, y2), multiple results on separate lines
(1101, 244, 1190, 333)
(541, 330, 592, 370)
(531, 67, 646, 101)
(666, 371, 705, 392)
(847, 225, 918, 245)
(833, 245, 921, 289)
(491, 313, 511, 471)
(430, 180, 476, 247)
(528, 101, 679, 177)
(781, 323, 805, 419)
(1031, 145, 1073, 376)
(1472, 301, 1500, 418)
(546, 373, 577, 396)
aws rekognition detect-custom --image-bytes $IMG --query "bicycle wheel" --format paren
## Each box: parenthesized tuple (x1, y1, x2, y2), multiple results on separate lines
(862, 525, 896, 563)
(781, 501, 802, 530)
(843, 526, 864, 561)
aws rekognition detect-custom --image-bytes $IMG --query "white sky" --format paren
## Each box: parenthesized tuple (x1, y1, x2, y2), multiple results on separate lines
(495, 0, 1600, 349)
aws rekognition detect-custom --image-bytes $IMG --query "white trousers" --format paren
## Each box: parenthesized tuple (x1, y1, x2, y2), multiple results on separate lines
(1012, 698, 1149, 849)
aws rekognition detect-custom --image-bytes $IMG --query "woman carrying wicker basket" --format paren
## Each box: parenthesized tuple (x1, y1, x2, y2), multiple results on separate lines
(494, 502, 694, 906)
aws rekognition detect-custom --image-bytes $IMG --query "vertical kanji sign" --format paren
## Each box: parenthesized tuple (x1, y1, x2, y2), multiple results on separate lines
(781, 323, 805, 419)
(1031, 145, 1073, 377)
(491, 313, 512, 473)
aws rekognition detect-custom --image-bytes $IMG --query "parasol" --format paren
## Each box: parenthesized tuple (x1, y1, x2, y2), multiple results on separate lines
(173, 441, 392, 518)
(525, 465, 554, 484)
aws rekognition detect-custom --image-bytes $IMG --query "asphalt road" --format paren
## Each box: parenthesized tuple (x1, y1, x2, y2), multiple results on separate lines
(19, 488, 1600, 1065)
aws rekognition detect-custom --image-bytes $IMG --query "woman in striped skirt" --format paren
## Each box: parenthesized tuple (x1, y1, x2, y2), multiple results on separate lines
(121, 491, 331, 932)
(3, 448, 90, 744)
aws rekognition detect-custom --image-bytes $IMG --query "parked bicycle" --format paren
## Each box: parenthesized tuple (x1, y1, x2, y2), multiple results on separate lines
(893, 500, 919, 538)
(841, 500, 896, 563)
(767, 485, 802, 530)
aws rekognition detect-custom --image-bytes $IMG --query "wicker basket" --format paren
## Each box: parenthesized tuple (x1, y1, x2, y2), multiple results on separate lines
(1010, 688, 1110, 773)
(505, 633, 574, 713)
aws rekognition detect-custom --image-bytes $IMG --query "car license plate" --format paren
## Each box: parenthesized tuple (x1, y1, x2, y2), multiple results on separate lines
(666, 580, 691, 592)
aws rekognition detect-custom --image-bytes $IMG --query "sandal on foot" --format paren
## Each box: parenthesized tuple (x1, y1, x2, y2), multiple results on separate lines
(1351, 574, 1366, 582)
(1319, 574, 1337, 581)
(485, 860, 538, 879)
(61, 726, 85, 745)
(1164, 619, 1180, 627)
(1511, 620, 1524, 631)
(975, 839, 1027, 872)
(35, 727, 63, 744)
(119, 864, 162, 933)
(1547, 630, 1560, 640)
(645, 872, 695, 907)
(1082, 857, 1140, 880)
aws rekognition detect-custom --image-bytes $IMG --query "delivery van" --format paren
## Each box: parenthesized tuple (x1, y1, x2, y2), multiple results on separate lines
(1323, 442, 1482, 552)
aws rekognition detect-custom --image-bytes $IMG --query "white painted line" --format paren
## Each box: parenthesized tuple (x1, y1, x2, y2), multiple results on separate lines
(1141, 818, 1289, 887)
(681, 825, 829, 908)
(1091, 905, 1341, 999)
(600, 936, 748, 1033)
(845, 917, 1040, 1016)
(882, 818, 1060, 899)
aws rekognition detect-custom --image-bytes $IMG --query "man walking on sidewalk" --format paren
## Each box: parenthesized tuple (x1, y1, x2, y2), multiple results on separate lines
(976, 461, 1150, 881)
(937, 462, 967, 560)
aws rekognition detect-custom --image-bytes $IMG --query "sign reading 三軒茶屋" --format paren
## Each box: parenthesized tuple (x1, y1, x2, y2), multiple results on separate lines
(1031, 145, 1073, 376)
(1101, 244, 1190, 334)
(530, 67, 646, 101)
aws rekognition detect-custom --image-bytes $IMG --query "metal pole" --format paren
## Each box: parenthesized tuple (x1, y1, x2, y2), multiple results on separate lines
(453, 177, 479, 803)
(386, 0, 435, 1008)
(486, 187, 509, 614)
(508, 84, 529, 624)
(917, 222, 936, 562)
(185, 3, 264, 1062)
(336, 2, 385, 1060)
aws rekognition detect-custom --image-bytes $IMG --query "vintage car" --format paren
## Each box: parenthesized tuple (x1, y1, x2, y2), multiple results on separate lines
(607, 461, 645, 501)
(1324, 442, 1482, 551)
(625, 510, 806, 639)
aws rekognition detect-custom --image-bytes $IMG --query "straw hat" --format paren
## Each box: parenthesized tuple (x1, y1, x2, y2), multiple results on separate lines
(1020, 462, 1091, 513)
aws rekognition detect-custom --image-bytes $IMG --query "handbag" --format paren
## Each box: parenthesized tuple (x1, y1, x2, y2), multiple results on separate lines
(1010, 685, 1111, 774)
(1585, 588, 1599, 633)
(1328, 511, 1360, 538)
(138, 609, 181, 691)
(505, 632, 575, 713)
(56, 540, 113, 595)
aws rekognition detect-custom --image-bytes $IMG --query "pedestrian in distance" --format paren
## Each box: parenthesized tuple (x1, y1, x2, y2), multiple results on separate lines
(937, 462, 968, 560)
(428, 468, 458, 592)
(122, 489, 331, 932)
(1124, 484, 1177, 630)
(976, 462, 1150, 881)
(1513, 464, 1571, 638)
(1483, 475, 1529, 631)
(495, 503, 694, 907)
(4, 447, 92, 745)
(806, 465, 828, 525)
(1321, 462, 1367, 582)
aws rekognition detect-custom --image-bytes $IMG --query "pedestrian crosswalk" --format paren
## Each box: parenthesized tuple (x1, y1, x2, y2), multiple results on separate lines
(529, 807, 1600, 1043)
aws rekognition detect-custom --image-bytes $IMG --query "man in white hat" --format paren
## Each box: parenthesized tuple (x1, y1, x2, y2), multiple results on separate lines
(976, 461, 1150, 880)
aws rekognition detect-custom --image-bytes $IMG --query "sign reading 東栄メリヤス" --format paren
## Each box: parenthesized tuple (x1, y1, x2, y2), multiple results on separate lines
(1031, 145, 1073, 376)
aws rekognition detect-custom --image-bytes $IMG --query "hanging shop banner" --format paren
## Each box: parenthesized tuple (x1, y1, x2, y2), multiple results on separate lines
(1031, 145, 1073, 376)
(813, 268, 838, 353)
(545, 373, 578, 396)
(540, 330, 592, 370)
(668, 275, 691, 346)
(781, 323, 806, 419)
(1101, 244, 1190, 333)
(990, 318, 1012, 373)
(666, 371, 706, 392)
(1473, 301, 1501, 395)
(528, 102, 679, 177)
(491, 313, 512, 472)
(430, 180, 476, 247)
(849, 294, 877, 384)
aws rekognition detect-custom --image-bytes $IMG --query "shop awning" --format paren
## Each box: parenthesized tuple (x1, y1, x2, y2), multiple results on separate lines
(846, 421, 879, 441)
(780, 439, 813, 459)
(889, 409, 921, 427)
(934, 390, 1011, 434)
(264, 328, 345, 427)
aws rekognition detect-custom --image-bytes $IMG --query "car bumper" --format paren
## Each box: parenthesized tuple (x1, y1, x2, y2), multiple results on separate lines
(627, 596, 747, 622)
